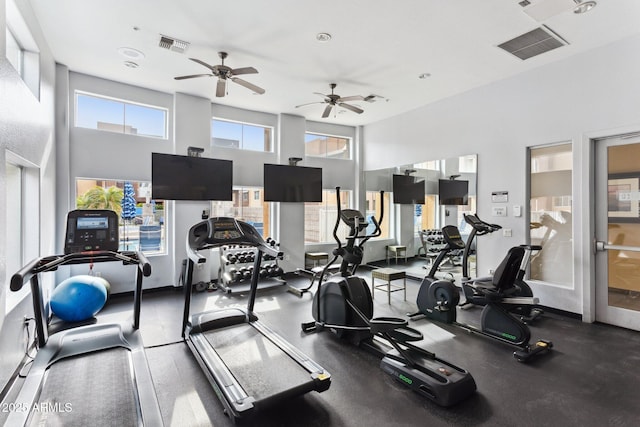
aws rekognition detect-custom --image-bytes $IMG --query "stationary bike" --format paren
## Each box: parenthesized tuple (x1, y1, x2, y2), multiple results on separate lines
(302, 188, 477, 407)
(409, 227, 552, 362)
(460, 214, 544, 323)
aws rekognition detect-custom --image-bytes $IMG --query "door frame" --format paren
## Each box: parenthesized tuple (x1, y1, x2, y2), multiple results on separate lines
(582, 124, 640, 324)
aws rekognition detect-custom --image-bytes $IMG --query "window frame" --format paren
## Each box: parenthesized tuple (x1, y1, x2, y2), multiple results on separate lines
(75, 178, 168, 256)
(211, 117, 274, 152)
(5, 151, 40, 310)
(74, 91, 169, 140)
(304, 189, 352, 244)
(527, 142, 574, 287)
(210, 186, 270, 238)
(304, 131, 352, 160)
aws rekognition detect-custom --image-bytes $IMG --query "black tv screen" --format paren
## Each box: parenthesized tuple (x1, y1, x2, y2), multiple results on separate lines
(392, 174, 425, 205)
(264, 164, 322, 202)
(151, 153, 233, 201)
(439, 179, 469, 205)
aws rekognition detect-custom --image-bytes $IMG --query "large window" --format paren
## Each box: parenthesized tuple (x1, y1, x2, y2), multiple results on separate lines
(305, 132, 351, 159)
(5, 0, 40, 98)
(529, 143, 573, 286)
(365, 191, 392, 239)
(211, 119, 273, 152)
(6, 28, 22, 75)
(75, 179, 166, 254)
(305, 189, 351, 243)
(75, 92, 168, 139)
(6, 152, 40, 310)
(211, 187, 270, 237)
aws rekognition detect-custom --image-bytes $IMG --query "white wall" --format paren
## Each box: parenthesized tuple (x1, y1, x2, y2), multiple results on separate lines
(0, 0, 56, 394)
(59, 78, 359, 289)
(363, 34, 640, 317)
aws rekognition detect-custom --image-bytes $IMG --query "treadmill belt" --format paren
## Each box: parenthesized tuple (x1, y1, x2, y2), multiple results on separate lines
(203, 324, 312, 401)
(30, 347, 138, 427)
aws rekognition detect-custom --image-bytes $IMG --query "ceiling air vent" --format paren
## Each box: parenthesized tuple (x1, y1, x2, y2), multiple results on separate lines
(158, 35, 190, 53)
(497, 25, 567, 60)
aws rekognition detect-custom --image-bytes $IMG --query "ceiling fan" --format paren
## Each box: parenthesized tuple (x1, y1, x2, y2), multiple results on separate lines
(174, 51, 265, 97)
(295, 83, 368, 118)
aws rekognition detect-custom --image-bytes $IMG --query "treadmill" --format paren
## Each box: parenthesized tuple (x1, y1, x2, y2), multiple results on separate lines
(182, 217, 331, 420)
(4, 210, 163, 426)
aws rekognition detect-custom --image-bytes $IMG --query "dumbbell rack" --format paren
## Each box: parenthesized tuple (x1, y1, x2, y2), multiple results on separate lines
(217, 244, 286, 294)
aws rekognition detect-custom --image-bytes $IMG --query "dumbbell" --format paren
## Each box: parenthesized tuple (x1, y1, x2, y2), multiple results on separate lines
(243, 267, 252, 281)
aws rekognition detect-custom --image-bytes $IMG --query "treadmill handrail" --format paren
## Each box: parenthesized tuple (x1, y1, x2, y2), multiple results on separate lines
(10, 251, 150, 291)
(10, 250, 151, 347)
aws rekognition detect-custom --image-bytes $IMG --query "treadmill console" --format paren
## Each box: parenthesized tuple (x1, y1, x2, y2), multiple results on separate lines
(208, 218, 245, 241)
(65, 210, 119, 254)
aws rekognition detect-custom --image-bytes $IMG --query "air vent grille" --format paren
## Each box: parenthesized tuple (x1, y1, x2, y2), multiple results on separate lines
(158, 35, 190, 53)
(497, 26, 567, 60)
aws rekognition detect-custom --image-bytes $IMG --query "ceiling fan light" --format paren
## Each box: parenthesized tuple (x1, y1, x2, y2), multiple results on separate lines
(573, 0, 596, 14)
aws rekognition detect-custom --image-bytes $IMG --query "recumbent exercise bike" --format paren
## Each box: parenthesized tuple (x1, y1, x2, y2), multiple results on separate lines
(409, 225, 552, 362)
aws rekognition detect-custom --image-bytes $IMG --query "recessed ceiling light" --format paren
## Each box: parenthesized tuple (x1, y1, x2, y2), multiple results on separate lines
(418, 73, 431, 79)
(573, 0, 596, 14)
(316, 32, 332, 42)
(117, 47, 145, 60)
(124, 61, 139, 69)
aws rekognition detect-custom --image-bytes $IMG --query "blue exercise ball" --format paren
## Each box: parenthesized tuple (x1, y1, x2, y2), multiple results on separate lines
(50, 275, 109, 322)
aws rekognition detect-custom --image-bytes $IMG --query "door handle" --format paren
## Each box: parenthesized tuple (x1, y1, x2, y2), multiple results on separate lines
(595, 240, 640, 252)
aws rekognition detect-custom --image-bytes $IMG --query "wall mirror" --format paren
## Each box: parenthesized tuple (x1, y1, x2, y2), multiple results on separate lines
(364, 154, 477, 280)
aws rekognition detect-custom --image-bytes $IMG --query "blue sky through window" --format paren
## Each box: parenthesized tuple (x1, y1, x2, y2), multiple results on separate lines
(76, 93, 167, 138)
(212, 119, 271, 152)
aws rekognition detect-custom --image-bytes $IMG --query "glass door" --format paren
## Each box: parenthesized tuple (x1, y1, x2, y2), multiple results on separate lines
(595, 135, 640, 330)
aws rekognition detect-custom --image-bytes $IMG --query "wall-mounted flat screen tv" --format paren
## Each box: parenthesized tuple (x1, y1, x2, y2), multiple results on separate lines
(438, 179, 469, 205)
(264, 164, 322, 202)
(151, 153, 233, 201)
(392, 174, 425, 204)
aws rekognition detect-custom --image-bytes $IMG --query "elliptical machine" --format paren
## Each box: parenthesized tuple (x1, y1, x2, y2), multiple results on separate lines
(410, 225, 552, 362)
(460, 214, 543, 323)
(302, 188, 476, 407)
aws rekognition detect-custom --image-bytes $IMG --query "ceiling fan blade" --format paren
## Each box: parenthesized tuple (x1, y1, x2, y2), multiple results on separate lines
(314, 92, 329, 98)
(189, 58, 218, 73)
(322, 104, 333, 118)
(231, 77, 265, 94)
(231, 66, 258, 76)
(339, 103, 364, 114)
(295, 101, 325, 108)
(174, 74, 212, 80)
(338, 95, 364, 103)
(216, 79, 226, 97)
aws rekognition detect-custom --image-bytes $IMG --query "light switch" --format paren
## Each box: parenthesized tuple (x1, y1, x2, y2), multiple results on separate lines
(513, 205, 522, 217)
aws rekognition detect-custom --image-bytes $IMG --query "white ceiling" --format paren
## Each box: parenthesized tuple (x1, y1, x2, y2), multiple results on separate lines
(28, 0, 640, 126)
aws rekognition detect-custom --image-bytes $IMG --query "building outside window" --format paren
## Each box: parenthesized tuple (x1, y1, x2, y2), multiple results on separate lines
(211, 187, 270, 237)
(305, 189, 351, 243)
(75, 179, 166, 254)
(75, 92, 168, 139)
(305, 132, 351, 159)
(211, 119, 273, 152)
